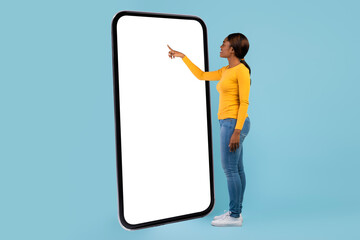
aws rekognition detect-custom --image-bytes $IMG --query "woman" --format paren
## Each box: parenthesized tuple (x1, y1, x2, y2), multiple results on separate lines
(167, 33, 251, 227)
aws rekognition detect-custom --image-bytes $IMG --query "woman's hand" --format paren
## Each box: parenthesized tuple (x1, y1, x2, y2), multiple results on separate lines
(167, 44, 185, 59)
(229, 129, 241, 152)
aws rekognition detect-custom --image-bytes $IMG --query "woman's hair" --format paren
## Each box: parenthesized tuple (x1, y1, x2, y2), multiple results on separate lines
(226, 33, 252, 85)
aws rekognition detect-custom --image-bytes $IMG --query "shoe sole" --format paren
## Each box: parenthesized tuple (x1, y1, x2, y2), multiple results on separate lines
(211, 221, 243, 227)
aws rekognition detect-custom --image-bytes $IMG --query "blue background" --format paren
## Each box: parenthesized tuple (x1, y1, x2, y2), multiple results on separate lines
(1, 0, 360, 239)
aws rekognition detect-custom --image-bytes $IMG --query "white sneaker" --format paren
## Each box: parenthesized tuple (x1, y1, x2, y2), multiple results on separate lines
(213, 210, 230, 220)
(211, 214, 243, 227)
(213, 210, 242, 221)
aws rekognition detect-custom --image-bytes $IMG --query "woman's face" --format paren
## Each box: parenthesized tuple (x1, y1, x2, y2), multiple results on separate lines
(220, 38, 233, 58)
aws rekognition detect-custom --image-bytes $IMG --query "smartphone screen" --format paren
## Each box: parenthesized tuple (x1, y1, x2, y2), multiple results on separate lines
(111, 10, 215, 230)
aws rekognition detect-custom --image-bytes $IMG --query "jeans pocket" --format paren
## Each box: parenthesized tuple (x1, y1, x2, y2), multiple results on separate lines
(240, 118, 250, 137)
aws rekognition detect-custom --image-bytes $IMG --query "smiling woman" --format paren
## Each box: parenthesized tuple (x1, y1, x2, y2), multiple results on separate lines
(168, 32, 253, 227)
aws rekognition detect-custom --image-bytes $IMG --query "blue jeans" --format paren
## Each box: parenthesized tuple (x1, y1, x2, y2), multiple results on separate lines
(219, 117, 251, 218)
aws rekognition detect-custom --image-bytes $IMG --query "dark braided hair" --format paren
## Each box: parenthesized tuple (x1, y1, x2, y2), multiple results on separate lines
(226, 33, 252, 85)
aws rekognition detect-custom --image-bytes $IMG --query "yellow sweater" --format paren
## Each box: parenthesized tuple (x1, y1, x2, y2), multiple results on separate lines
(182, 55, 250, 131)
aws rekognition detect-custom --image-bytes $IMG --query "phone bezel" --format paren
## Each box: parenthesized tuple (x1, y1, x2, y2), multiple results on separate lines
(111, 10, 215, 230)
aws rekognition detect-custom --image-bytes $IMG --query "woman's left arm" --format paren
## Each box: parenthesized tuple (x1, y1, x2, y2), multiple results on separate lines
(234, 67, 251, 131)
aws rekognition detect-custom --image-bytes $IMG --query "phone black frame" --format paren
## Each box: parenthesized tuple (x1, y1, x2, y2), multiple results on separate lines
(111, 10, 215, 230)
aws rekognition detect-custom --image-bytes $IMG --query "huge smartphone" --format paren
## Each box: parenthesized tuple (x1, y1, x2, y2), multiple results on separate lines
(111, 10, 215, 230)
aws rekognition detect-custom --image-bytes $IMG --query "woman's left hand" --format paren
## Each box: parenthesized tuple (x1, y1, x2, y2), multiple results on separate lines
(229, 129, 241, 152)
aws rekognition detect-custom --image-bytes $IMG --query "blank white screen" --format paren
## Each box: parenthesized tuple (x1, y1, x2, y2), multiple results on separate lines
(116, 14, 212, 225)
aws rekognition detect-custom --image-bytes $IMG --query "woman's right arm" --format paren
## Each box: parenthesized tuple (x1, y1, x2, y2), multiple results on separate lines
(182, 55, 224, 81)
